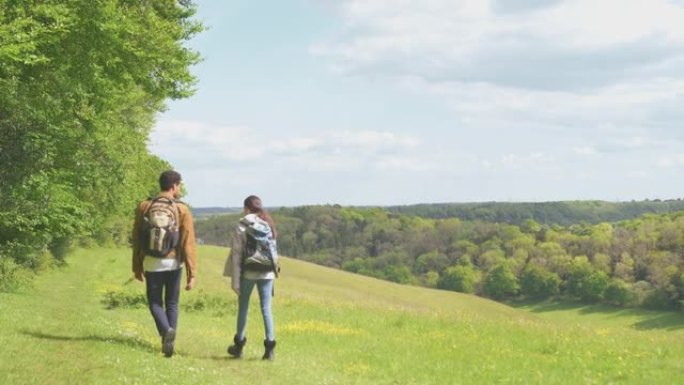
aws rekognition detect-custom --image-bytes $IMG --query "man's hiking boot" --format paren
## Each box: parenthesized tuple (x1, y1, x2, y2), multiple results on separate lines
(162, 328, 176, 357)
(262, 339, 276, 361)
(227, 335, 247, 358)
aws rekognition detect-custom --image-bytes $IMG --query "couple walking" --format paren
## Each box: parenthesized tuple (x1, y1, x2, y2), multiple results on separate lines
(131, 170, 278, 360)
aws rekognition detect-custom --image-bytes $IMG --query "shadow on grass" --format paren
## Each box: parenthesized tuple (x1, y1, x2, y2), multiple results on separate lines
(21, 329, 156, 351)
(203, 355, 263, 362)
(20, 330, 257, 360)
(508, 300, 684, 331)
(631, 313, 684, 331)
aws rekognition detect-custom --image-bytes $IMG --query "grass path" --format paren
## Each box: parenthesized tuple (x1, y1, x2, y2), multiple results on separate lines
(1, 246, 684, 385)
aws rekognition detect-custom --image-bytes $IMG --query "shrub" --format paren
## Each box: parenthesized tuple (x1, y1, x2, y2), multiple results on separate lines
(437, 265, 479, 294)
(603, 279, 636, 307)
(182, 291, 235, 316)
(520, 264, 560, 299)
(414, 251, 449, 275)
(632, 281, 654, 306)
(566, 257, 609, 302)
(0, 258, 34, 292)
(48, 237, 72, 262)
(383, 264, 416, 284)
(482, 263, 519, 299)
(641, 289, 676, 310)
(421, 271, 440, 288)
(342, 257, 374, 276)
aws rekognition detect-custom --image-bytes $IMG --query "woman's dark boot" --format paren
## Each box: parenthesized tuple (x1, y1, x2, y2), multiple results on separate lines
(262, 339, 276, 361)
(227, 335, 247, 358)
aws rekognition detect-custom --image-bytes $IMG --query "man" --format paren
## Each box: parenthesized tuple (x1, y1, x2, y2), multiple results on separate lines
(132, 170, 197, 357)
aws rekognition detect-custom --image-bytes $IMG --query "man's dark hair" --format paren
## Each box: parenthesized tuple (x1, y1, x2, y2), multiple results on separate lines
(159, 170, 182, 191)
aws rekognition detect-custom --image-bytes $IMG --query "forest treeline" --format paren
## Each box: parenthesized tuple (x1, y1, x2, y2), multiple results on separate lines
(385, 200, 684, 226)
(0, 1, 202, 290)
(196, 204, 684, 310)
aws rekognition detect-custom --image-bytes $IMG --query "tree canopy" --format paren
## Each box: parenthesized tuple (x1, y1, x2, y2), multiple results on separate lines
(0, 0, 202, 287)
(385, 200, 684, 226)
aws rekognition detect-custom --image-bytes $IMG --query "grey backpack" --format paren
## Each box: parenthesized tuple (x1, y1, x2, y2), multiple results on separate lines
(241, 216, 279, 275)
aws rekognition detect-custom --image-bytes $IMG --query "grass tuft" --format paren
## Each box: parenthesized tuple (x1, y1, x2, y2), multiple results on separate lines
(101, 289, 147, 309)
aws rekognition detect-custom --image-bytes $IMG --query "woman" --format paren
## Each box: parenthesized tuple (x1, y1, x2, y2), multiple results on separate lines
(224, 195, 279, 360)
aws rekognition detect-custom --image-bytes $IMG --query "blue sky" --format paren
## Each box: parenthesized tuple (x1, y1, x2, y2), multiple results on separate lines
(150, 0, 684, 208)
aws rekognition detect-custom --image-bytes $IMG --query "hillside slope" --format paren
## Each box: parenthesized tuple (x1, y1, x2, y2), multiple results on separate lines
(1, 245, 683, 385)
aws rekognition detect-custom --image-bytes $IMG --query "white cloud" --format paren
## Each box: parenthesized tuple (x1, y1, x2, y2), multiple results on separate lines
(270, 138, 323, 155)
(400, 75, 684, 146)
(374, 155, 434, 171)
(150, 120, 464, 205)
(497, 152, 554, 171)
(314, 0, 684, 144)
(657, 154, 684, 168)
(318, 0, 684, 75)
(610, 137, 657, 150)
(150, 121, 263, 163)
(151, 121, 426, 173)
(573, 146, 596, 156)
(544, 0, 684, 47)
(316, 0, 684, 88)
(332, 130, 419, 149)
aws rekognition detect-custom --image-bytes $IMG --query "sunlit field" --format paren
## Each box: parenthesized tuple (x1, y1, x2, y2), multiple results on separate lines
(1, 245, 683, 385)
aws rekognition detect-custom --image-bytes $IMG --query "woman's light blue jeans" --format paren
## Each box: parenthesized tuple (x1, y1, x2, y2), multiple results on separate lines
(236, 278, 275, 341)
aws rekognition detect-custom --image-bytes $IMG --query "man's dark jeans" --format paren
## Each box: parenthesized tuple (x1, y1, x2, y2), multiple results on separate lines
(145, 268, 182, 336)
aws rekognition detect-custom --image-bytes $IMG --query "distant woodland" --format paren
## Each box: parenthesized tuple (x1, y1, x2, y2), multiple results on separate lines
(385, 200, 684, 225)
(196, 201, 684, 310)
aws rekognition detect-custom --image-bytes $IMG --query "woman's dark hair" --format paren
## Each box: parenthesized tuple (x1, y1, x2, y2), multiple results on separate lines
(244, 195, 277, 239)
(159, 170, 182, 191)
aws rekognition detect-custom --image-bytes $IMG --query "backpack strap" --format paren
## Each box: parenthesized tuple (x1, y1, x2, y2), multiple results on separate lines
(141, 197, 155, 217)
(142, 196, 175, 216)
(266, 242, 279, 278)
(167, 199, 182, 262)
(146, 196, 179, 224)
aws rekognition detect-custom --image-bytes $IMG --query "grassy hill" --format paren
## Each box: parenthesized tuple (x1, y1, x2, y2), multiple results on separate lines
(1, 245, 683, 385)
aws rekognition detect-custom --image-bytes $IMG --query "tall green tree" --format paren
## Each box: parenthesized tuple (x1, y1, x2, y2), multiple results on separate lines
(0, 0, 202, 267)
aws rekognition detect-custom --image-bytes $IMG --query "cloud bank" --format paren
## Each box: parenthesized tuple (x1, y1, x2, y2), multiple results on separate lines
(150, 0, 684, 206)
(313, 0, 684, 145)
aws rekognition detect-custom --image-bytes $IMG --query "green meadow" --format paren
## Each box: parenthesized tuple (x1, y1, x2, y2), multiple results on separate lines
(1, 245, 683, 385)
